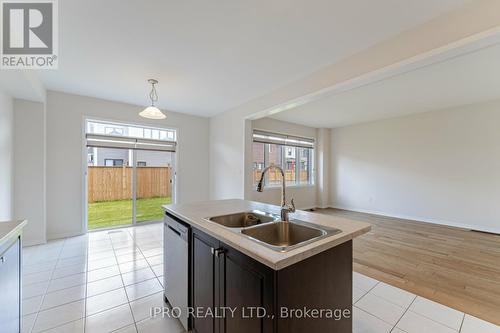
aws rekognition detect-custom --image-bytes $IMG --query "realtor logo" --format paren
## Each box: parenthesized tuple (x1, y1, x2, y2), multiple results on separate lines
(1, 0, 58, 69)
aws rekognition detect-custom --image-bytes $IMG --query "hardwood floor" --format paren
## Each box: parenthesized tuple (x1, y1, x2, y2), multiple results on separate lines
(316, 208, 500, 325)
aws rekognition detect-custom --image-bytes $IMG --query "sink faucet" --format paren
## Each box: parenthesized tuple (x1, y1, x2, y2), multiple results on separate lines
(256, 165, 295, 222)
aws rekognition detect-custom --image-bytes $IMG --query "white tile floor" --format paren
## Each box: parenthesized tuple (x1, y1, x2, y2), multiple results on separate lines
(21, 223, 500, 333)
(21, 223, 179, 333)
(352, 272, 500, 333)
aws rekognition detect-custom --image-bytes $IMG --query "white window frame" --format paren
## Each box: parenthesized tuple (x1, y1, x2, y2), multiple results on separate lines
(253, 129, 315, 189)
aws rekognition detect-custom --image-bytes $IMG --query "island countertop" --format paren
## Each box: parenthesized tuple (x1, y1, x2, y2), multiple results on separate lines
(0, 220, 27, 245)
(163, 199, 370, 270)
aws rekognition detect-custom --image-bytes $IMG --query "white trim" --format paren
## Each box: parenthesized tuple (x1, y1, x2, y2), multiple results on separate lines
(329, 204, 500, 235)
(22, 238, 47, 247)
(255, 184, 315, 191)
(132, 149, 137, 224)
(48, 230, 85, 241)
(81, 114, 88, 235)
(42, 94, 48, 244)
(295, 206, 316, 211)
(171, 145, 177, 204)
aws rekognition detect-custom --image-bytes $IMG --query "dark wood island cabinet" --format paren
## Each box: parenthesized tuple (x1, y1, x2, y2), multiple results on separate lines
(163, 200, 369, 333)
(191, 226, 352, 333)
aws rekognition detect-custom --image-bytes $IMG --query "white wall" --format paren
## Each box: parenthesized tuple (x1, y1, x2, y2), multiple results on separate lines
(46, 91, 210, 239)
(248, 118, 318, 209)
(13, 99, 46, 245)
(330, 99, 500, 233)
(0, 91, 13, 221)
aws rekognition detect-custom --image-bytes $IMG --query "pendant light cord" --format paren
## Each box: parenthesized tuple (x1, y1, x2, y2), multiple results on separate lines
(149, 82, 158, 106)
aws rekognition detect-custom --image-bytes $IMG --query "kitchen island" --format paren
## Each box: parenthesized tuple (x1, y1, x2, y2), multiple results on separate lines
(163, 199, 370, 333)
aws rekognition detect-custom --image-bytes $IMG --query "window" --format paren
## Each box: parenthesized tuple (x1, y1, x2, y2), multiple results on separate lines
(86, 120, 177, 152)
(283, 146, 296, 185)
(104, 159, 124, 166)
(253, 142, 265, 184)
(137, 161, 147, 167)
(87, 147, 95, 166)
(266, 143, 284, 186)
(298, 147, 312, 185)
(104, 127, 124, 136)
(252, 130, 314, 187)
(87, 120, 176, 142)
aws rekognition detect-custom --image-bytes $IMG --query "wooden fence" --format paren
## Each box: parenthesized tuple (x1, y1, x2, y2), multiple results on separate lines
(88, 166, 172, 203)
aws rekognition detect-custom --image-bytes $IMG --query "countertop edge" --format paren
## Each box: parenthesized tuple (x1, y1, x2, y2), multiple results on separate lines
(163, 201, 371, 270)
(0, 220, 27, 245)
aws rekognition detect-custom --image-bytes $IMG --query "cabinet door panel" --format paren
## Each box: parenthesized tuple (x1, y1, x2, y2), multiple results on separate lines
(276, 241, 352, 332)
(220, 244, 274, 333)
(191, 229, 220, 333)
(0, 238, 21, 333)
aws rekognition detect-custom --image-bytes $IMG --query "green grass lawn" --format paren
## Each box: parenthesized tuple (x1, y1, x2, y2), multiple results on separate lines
(88, 196, 172, 230)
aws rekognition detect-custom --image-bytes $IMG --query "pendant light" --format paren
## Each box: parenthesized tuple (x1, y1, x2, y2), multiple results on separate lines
(139, 79, 166, 119)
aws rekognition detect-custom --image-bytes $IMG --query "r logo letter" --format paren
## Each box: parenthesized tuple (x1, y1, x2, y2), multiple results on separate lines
(9, 8, 23, 48)
(28, 9, 48, 48)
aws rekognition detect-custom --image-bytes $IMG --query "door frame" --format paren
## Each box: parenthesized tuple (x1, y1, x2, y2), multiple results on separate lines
(133, 148, 176, 225)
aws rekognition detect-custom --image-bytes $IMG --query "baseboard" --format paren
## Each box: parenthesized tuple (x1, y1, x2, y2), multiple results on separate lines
(328, 204, 500, 235)
(22, 238, 46, 247)
(297, 205, 317, 211)
(48, 230, 85, 241)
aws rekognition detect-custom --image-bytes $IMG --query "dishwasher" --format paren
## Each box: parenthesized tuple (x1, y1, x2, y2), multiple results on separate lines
(164, 213, 190, 331)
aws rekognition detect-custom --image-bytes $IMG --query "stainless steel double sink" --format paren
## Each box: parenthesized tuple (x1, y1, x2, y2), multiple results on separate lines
(206, 211, 341, 252)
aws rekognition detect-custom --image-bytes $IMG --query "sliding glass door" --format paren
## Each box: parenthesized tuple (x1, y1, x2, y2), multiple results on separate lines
(87, 147, 134, 230)
(85, 119, 176, 230)
(135, 150, 174, 224)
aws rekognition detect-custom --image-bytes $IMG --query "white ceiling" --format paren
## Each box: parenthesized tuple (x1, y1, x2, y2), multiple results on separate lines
(35, 0, 469, 117)
(270, 42, 500, 128)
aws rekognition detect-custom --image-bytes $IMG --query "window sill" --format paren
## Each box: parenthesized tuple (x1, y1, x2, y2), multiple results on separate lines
(253, 184, 316, 191)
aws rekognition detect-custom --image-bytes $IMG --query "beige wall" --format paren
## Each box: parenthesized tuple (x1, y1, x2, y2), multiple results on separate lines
(330, 99, 500, 233)
(46, 91, 210, 239)
(13, 99, 47, 245)
(0, 91, 13, 221)
(209, 110, 246, 200)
